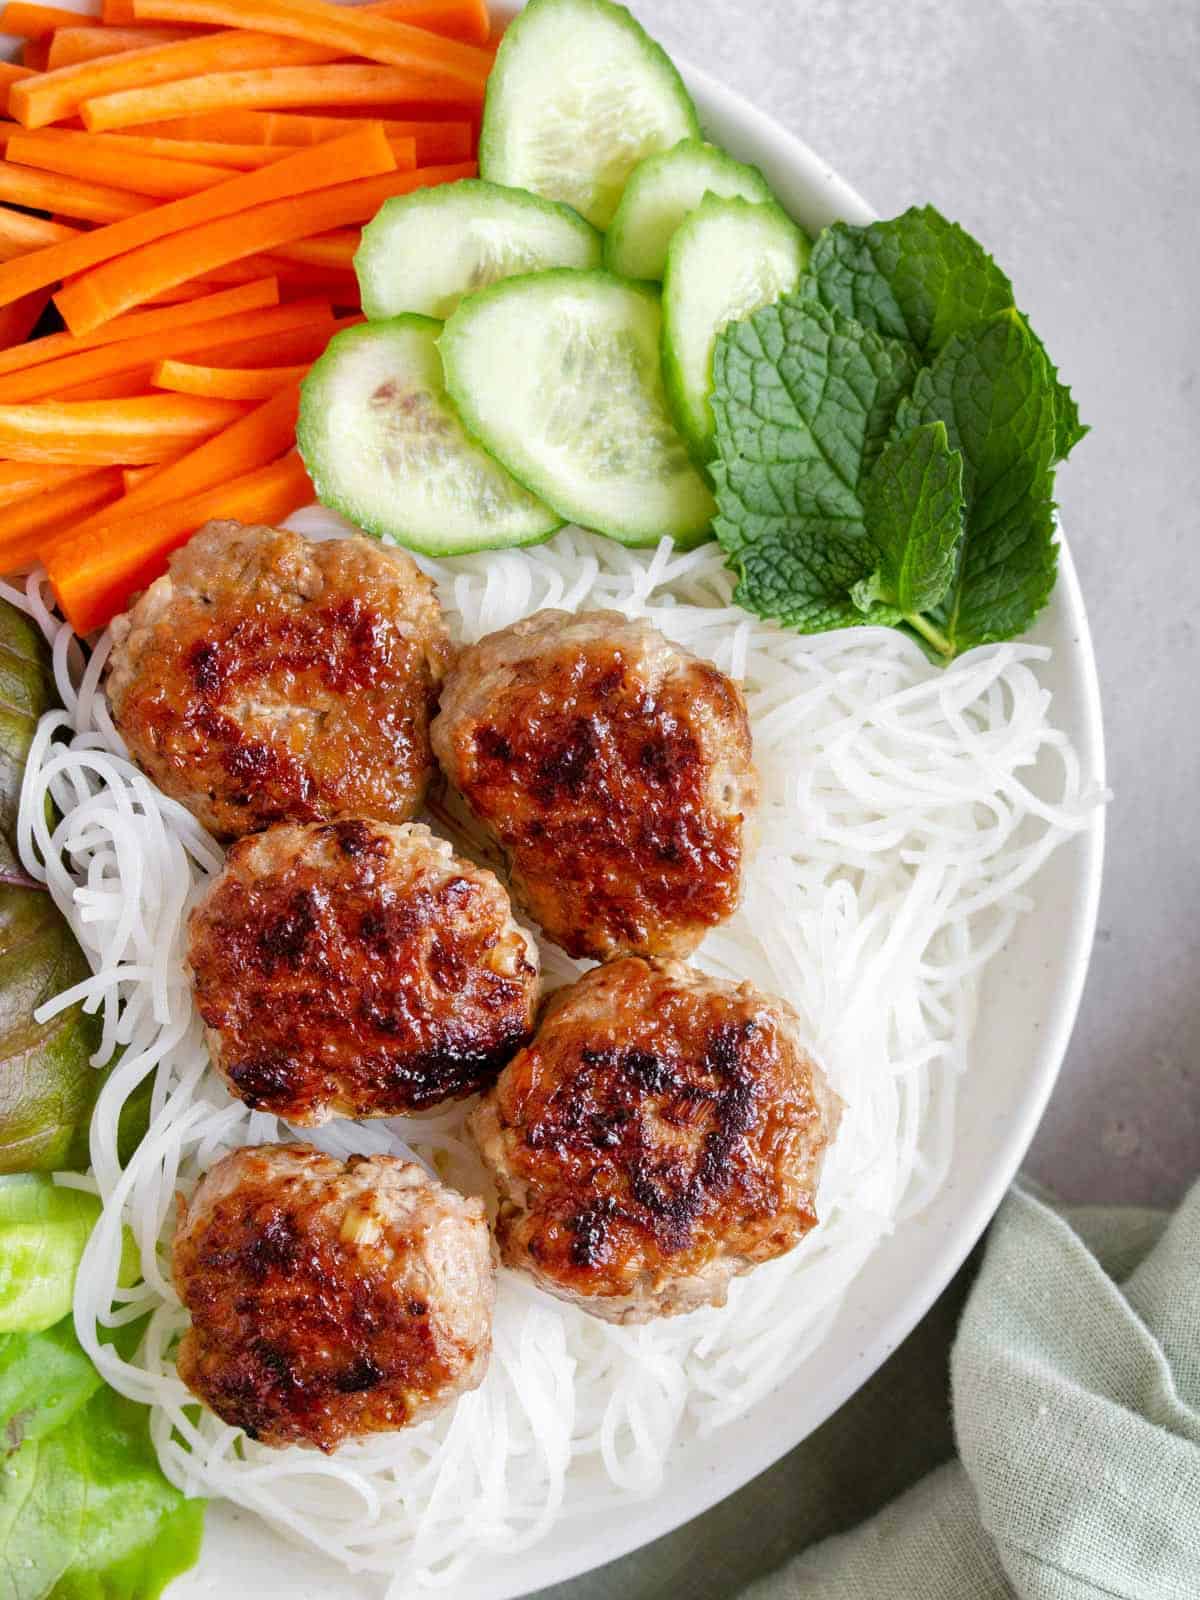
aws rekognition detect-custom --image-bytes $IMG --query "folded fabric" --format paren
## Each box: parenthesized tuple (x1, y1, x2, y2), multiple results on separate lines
(538, 1179, 1200, 1600)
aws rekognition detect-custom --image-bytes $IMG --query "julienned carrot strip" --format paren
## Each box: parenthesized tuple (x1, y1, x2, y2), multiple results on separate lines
(0, 62, 34, 117)
(48, 26, 207, 71)
(135, 109, 360, 143)
(57, 158, 471, 332)
(102, 0, 137, 21)
(122, 465, 154, 489)
(271, 230, 358, 270)
(362, 0, 489, 46)
(83, 62, 483, 131)
(135, 112, 469, 165)
(0, 469, 125, 576)
(6, 131, 235, 198)
(0, 461, 91, 507)
(0, 299, 331, 400)
(0, 287, 49, 349)
(130, 0, 492, 89)
(0, 124, 395, 308)
(61, 130, 285, 168)
(153, 357, 308, 398)
(1, 3, 90, 36)
(0, 207, 79, 262)
(0, 393, 248, 464)
(48, 451, 312, 632)
(11, 28, 346, 131)
(186, 318, 336, 367)
(0, 160, 155, 224)
(20, 38, 49, 71)
(57, 371, 158, 400)
(0, 277, 278, 377)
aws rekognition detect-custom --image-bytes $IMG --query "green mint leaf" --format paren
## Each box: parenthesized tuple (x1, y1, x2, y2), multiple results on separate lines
(803, 205, 1085, 462)
(895, 310, 1059, 652)
(857, 421, 966, 625)
(710, 296, 915, 630)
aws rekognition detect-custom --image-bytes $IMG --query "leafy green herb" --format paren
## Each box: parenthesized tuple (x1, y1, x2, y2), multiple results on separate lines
(0, 1175, 138, 1334)
(850, 422, 965, 647)
(802, 205, 1086, 462)
(709, 297, 915, 630)
(711, 207, 1083, 660)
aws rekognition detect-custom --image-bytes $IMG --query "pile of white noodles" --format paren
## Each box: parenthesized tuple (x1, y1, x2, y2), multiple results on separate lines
(4, 518, 1101, 1595)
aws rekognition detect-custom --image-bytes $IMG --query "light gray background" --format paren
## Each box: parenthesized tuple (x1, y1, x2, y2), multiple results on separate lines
(639, 0, 1199, 1210)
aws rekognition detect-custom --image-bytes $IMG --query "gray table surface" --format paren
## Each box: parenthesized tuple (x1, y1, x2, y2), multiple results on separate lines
(637, 0, 1199, 1210)
(534, 21, 1198, 1598)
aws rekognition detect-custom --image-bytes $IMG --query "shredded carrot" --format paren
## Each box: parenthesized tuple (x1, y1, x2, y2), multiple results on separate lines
(1, 3, 92, 36)
(83, 61, 482, 131)
(6, 130, 235, 197)
(0, 460, 92, 507)
(153, 356, 307, 397)
(0, 286, 50, 348)
(0, 298, 331, 400)
(47, 25, 203, 70)
(363, 0, 490, 46)
(0, 467, 125, 576)
(57, 158, 472, 331)
(0, 392, 248, 463)
(48, 450, 312, 631)
(0, 123, 395, 307)
(130, 0, 492, 90)
(0, 277, 278, 377)
(11, 27, 345, 130)
(0, 207, 79, 262)
(0, 159, 155, 223)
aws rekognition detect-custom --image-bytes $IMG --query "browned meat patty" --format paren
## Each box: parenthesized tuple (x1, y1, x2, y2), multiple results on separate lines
(106, 520, 452, 839)
(187, 817, 539, 1122)
(430, 610, 758, 962)
(470, 957, 841, 1324)
(172, 1144, 494, 1452)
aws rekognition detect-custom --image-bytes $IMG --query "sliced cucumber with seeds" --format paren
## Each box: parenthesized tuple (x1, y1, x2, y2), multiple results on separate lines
(355, 178, 602, 322)
(297, 316, 561, 557)
(605, 140, 776, 281)
(663, 194, 811, 463)
(441, 270, 716, 548)
(479, 0, 700, 230)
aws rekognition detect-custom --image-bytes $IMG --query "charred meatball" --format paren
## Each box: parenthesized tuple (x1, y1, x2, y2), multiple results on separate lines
(430, 610, 758, 962)
(187, 818, 539, 1122)
(106, 520, 452, 838)
(173, 1144, 494, 1452)
(470, 957, 841, 1323)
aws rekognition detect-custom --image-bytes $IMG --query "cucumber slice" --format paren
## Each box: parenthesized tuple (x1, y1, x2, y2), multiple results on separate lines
(441, 269, 716, 548)
(663, 195, 811, 462)
(479, 0, 700, 230)
(297, 315, 562, 557)
(355, 178, 602, 322)
(605, 140, 775, 281)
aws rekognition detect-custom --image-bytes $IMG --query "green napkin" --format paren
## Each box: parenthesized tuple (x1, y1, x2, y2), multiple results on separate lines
(538, 1179, 1200, 1600)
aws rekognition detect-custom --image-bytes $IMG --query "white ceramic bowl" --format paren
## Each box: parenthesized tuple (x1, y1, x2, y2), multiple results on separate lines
(2, 9, 1101, 1595)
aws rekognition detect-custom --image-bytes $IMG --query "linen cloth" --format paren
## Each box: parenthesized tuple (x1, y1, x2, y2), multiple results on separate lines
(539, 1180, 1200, 1600)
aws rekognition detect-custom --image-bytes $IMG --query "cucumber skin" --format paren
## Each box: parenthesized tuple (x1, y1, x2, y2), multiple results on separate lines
(355, 178, 602, 322)
(479, 0, 701, 230)
(441, 269, 715, 550)
(662, 197, 811, 468)
(297, 315, 563, 559)
(604, 140, 776, 282)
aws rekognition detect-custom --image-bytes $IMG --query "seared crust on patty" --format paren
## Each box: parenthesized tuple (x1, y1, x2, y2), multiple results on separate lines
(106, 520, 452, 838)
(431, 609, 758, 962)
(470, 957, 841, 1323)
(187, 818, 539, 1122)
(173, 1144, 495, 1452)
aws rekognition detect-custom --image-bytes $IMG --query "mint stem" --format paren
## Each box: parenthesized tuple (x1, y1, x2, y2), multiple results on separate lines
(905, 611, 953, 658)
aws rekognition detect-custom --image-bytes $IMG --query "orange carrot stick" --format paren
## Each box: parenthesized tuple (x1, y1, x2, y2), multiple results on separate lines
(56, 158, 471, 331)
(0, 298, 331, 400)
(0, 159, 155, 223)
(1, 3, 94, 36)
(20, 38, 50, 70)
(11, 28, 345, 130)
(270, 230, 358, 270)
(83, 62, 482, 131)
(362, 0, 490, 46)
(0, 467, 125, 576)
(184, 317, 336, 367)
(101, 0, 137, 20)
(48, 25, 206, 70)
(138, 109, 473, 163)
(0, 123, 395, 307)
(6, 130, 235, 197)
(0, 207, 79, 261)
(47, 450, 312, 631)
(122, 465, 154, 489)
(0, 461, 92, 507)
(153, 357, 307, 397)
(0, 393, 248, 464)
(0, 277, 278, 376)
(130, 0, 492, 89)
(53, 130, 286, 167)
(57, 371, 158, 399)
(0, 63, 34, 118)
(0, 286, 49, 348)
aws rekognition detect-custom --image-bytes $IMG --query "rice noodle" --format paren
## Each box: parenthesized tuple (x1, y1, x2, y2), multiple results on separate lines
(13, 524, 1102, 1594)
